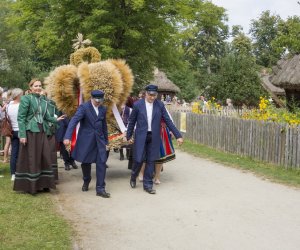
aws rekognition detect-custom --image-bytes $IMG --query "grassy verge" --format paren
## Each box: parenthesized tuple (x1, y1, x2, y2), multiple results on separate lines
(0, 163, 72, 250)
(176, 140, 300, 188)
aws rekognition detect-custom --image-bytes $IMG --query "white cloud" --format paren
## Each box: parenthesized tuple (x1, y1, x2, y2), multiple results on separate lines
(211, 0, 300, 34)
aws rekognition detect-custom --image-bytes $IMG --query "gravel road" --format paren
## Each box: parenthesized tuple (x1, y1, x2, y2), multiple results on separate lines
(54, 150, 300, 250)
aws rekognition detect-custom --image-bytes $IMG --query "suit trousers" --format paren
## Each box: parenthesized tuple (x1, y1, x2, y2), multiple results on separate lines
(131, 132, 155, 190)
(81, 156, 107, 192)
(59, 142, 75, 166)
(10, 131, 20, 175)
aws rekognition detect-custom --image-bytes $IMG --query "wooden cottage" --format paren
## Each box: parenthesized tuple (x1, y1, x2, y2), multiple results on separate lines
(270, 55, 300, 111)
(151, 68, 180, 101)
(261, 74, 285, 107)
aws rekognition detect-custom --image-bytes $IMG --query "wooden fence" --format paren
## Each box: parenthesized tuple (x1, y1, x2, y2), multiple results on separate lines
(167, 104, 256, 117)
(170, 111, 300, 169)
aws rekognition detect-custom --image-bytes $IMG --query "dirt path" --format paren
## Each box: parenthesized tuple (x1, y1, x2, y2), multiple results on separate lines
(53, 151, 300, 250)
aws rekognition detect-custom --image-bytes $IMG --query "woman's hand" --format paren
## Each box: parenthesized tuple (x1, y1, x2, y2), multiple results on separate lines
(20, 138, 27, 145)
(57, 114, 66, 121)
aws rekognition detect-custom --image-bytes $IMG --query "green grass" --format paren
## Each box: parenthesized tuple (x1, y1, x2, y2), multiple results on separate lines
(0, 163, 72, 250)
(176, 140, 300, 187)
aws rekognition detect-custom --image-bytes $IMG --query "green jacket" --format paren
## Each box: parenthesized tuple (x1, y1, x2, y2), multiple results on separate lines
(18, 93, 58, 138)
(43, 96, 60, 136)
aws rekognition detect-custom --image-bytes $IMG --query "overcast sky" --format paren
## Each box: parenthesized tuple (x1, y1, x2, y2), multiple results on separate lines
(211, 0, 300, 34)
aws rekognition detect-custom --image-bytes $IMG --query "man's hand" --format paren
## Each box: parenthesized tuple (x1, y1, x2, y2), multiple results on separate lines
(64, 139, 71, 152)
(106, 145, 110, 151)
(122, 132, 127, 142)
(63, 139, 70, 146)
(177, 137, 184, 146)
(20, 138, 27, 145)
(169, 131, 174, 138)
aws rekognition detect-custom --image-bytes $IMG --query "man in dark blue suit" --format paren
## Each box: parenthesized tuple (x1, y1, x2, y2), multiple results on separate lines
(63, 90, 110, 198)
(126, 84, 183, 194)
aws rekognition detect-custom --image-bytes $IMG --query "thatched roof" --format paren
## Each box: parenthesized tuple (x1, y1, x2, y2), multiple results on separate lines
(261, 75, 285, 96)
(270, 54, 300, 90)
(261, 75, 285, 108)
(152, 68, 180, 93)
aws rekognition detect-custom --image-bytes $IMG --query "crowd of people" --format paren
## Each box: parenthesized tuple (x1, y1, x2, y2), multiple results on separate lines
(0, 80, 183, 197)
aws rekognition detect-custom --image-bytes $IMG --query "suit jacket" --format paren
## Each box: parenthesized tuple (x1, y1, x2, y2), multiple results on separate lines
(55, 116, 70, 142)
(64, 101, 108, 163)
(126, 99, 181, 162)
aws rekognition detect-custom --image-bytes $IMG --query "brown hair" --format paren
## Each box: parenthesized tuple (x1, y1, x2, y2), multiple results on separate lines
(28, 78, 41, 88)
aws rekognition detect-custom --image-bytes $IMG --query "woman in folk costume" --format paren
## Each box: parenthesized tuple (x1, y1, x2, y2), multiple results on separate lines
(13, 79, 65, 195)
(138, 110, 176, 185)
(153, 118, 176, 184)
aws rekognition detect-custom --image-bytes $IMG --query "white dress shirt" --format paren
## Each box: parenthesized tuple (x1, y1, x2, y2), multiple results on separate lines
(92, 103, 99, 116)
(145, 100, 153, 131)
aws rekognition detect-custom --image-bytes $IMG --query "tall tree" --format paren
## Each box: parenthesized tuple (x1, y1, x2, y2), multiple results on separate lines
(183, 1, 229, 75)
(167, 60, 198, 102)
(205, 30, 265, 106)
(9, 0, 202, 87)
(207, 52, 265, 106)
(272, 16, 300, 56)
(250, 10, 282, 67)
(0, 0, 43, 88)
(232, 33, 253, 56)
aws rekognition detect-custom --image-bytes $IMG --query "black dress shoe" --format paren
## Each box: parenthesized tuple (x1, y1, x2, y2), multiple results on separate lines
(65, 164, 70, 171)
(144, 188, 156, 194)
(82, 183, 89, 192)
(96, 191, 110, 198)
(130, 179, 136, 188)
(71, 162, 78, 169)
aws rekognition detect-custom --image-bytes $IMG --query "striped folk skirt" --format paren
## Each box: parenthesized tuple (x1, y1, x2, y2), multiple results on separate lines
(156, 125, 176, 164)
(48, 135, 58, 181)
(13, 126, 56, 194)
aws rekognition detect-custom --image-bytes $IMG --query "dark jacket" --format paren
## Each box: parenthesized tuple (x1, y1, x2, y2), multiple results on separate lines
(55, 116, 70, 142)
(126, 99, 181, 162)
(64, 101, 108, 163)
